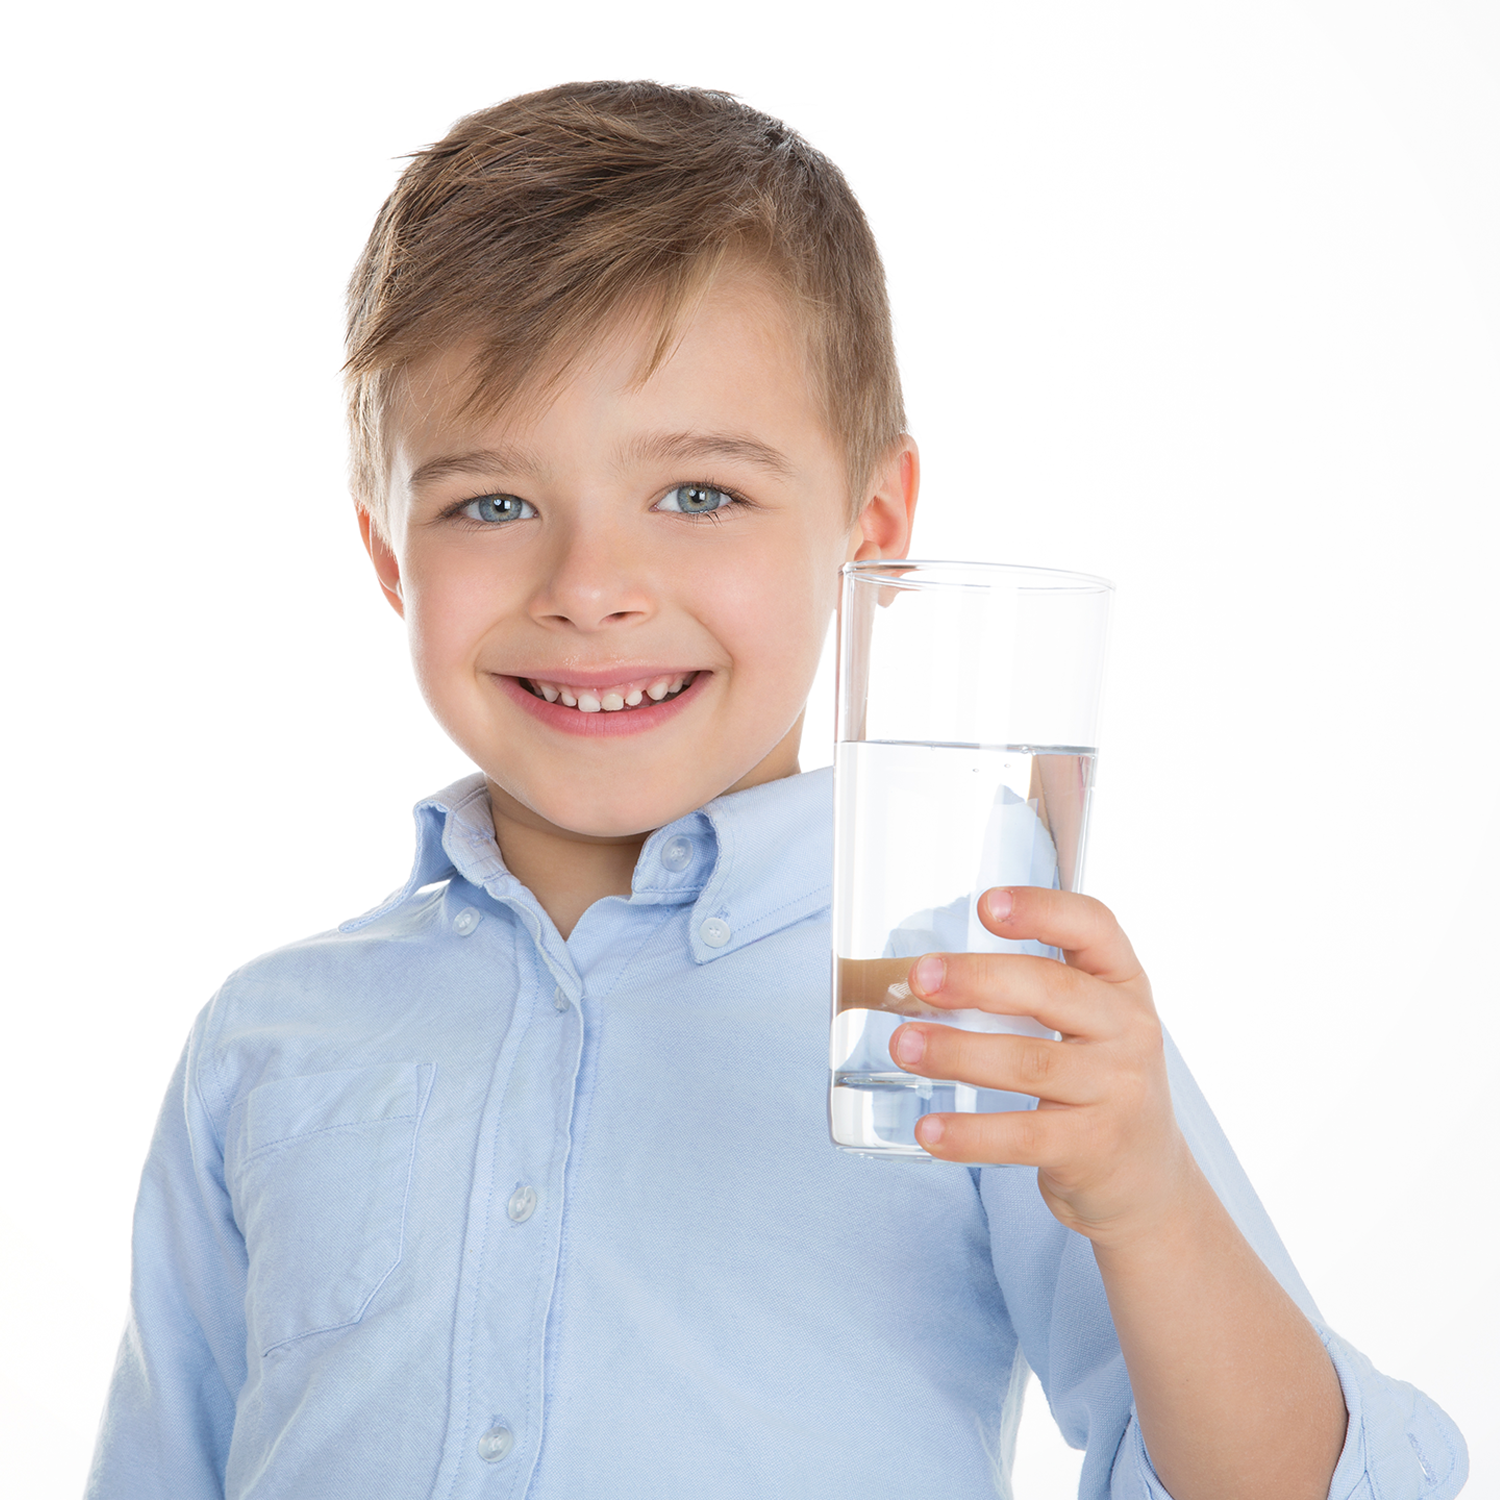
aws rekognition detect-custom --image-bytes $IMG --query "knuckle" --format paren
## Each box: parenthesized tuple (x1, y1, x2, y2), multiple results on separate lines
(1082, 892, 1115, 925)
(1080, 893, 1119, 941)
(1017, 1040, 1054, 1087)
(1012, 1110, 1044, 1159)
(1100, 1041, 1149, 1107)
(1114, 1062, 1148, 1114)
(974, 954, 1008, 992)
(957, 1031, 993, 1078)
(1058, 962, 1091, 1001)
(1124, 1009, 1164, 1061)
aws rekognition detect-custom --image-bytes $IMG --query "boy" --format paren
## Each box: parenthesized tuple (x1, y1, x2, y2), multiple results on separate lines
(88, 82, 1465, 1499)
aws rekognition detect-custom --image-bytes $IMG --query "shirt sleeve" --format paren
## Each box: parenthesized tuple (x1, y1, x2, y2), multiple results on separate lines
(86, 1007, 248, 1500)
(980, 1027, 1468, 1500)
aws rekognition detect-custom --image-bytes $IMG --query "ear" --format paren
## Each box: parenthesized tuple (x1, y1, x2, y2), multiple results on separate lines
(849, 435, 919, 562)
(358, 505, 405, 618)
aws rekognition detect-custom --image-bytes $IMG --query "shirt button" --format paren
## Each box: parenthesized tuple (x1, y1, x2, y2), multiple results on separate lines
(507, 1185, 538, 1223)
(553, 986, 568, 1011)
(477, 1425, 514, 1462)
(699, 917, 732, 948)
(453, 907, 480, 936)
(659, 835, 694, 872)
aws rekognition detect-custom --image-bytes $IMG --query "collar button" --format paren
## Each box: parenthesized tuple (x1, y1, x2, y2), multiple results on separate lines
(660, 836, 694, 872)
(699, 917, 732, 948)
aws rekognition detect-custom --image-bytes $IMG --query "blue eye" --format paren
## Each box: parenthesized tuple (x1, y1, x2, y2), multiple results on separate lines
(657, 484, 733, 515)
(461, 493, 535, 524)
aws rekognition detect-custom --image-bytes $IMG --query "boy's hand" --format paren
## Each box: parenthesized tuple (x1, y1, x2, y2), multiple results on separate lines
(889, 887, 1197, 1248)
(891, 888, 1350, 1500)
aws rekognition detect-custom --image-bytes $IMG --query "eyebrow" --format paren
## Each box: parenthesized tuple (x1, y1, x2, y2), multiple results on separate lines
(405, 429, 797, 496)
(406, 446, 541, 492)
(623, 430, 796, 480)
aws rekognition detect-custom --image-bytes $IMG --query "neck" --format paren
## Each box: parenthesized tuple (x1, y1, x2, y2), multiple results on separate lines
(481, 720, 808, 939)
(485, 782, 644, 939)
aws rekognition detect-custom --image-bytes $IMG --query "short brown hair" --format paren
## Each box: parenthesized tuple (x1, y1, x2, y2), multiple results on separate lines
(345, 81, 905, 534)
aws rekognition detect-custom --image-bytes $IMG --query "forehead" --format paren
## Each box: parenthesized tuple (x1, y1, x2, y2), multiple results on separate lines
(386, 274, 841, 489)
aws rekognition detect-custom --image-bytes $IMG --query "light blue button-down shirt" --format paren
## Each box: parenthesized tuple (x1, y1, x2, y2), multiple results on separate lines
(87, 769, 1466, 1499)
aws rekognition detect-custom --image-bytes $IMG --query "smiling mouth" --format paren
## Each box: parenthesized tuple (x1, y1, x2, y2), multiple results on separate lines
(520, 671, 700, 713)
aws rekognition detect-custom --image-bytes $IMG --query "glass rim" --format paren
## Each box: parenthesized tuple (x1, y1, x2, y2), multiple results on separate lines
(841, 558, 1115, 593)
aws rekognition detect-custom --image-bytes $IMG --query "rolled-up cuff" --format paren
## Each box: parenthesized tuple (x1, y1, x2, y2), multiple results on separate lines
(1321, 1326, 1467, 1500)
(1113, 1327, 1467, 1500)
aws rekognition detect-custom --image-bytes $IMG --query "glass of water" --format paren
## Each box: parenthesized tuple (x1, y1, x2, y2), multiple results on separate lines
(829, 560, 1113, 1158)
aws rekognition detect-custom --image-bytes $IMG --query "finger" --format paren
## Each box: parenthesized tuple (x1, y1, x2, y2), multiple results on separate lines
(890, 1023, 1097, 1105)
(906, 951, 1109, 1038)
(975, 886, 1143, 984)
(912, 1102, 1072, 1167)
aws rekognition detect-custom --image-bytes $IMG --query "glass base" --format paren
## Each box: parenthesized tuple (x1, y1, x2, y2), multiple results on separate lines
(829, 1071, 1038, 1158)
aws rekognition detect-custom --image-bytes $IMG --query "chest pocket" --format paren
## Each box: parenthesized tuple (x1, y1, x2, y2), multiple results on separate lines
(234, 1062, 435, 1354)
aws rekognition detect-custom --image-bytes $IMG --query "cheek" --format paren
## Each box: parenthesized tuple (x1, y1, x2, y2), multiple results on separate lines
(709, 541, 842, 681)
(401, 556, 503, 687)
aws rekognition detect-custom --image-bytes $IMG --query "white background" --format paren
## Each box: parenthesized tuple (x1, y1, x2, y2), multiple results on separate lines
(3, 2, 1496, 1495)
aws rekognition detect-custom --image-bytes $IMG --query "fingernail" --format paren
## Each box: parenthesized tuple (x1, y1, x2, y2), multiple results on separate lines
(916, 1116, 945, 1147)
(894, 1026, 926, 1066)
(985, 889, 1014, 922)
(912, 955, 945, 995)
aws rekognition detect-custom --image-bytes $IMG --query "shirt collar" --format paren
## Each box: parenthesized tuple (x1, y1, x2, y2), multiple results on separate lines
(342, 767, 833, 964)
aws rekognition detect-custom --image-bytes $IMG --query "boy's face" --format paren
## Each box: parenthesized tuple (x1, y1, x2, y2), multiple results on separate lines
(365, 274, 916, 842)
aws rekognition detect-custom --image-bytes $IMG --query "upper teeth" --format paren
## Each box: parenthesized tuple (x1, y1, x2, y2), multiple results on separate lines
(527, 673, 692, 711)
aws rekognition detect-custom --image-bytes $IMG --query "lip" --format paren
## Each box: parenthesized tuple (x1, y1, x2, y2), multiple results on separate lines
(493, 669, 709, 737)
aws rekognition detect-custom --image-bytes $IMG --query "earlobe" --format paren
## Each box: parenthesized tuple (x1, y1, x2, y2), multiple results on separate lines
(357, 505, 406, 618)
(851, 436, 920, 563)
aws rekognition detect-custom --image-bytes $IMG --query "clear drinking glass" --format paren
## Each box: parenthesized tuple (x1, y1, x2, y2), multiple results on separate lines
(829, 560, 1113, 1158)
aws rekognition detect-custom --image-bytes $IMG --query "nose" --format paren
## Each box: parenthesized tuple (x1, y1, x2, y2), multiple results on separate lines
(528, 518, 655, 633)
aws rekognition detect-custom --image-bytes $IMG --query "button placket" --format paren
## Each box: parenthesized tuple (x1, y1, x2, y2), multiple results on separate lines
(427, 886, 584, 1500)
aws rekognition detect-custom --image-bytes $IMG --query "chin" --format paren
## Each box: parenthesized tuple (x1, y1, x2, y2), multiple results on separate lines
(479, 729, 797, 840)
(522, 781, 718, 841)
